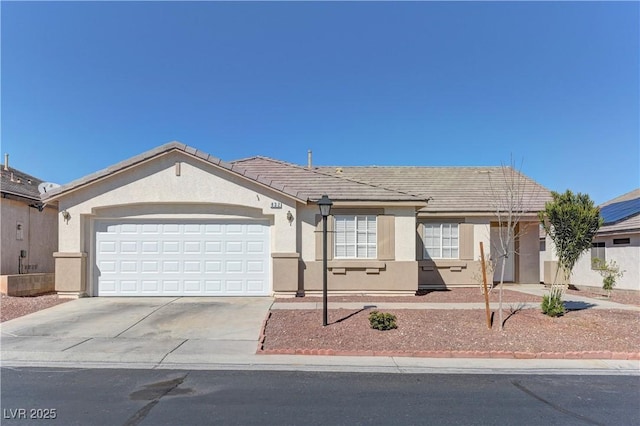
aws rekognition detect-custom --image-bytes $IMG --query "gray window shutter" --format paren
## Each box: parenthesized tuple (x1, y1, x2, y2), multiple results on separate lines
(376, 215, 395, 260)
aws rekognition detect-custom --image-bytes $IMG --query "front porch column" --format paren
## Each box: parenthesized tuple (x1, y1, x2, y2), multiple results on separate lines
(54, 252, 87, 298)
(272, 252, 300, 295)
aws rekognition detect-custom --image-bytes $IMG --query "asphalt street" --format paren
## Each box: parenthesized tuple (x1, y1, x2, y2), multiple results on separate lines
(2, 368, 639, 426)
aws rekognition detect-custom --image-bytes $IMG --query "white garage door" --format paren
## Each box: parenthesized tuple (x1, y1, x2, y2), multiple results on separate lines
(95, 220, 270, 296)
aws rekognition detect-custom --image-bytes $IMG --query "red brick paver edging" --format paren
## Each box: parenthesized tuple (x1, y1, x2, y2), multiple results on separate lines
(256, 347, 640, 360)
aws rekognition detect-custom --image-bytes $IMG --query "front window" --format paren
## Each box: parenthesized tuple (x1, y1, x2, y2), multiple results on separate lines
(334, 215, 377, 259)
(591, 242, 605, 269)
(424, 223, 459, 259)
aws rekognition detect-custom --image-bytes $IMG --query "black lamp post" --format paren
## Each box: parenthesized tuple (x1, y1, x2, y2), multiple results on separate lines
(317, 194, 333, 326)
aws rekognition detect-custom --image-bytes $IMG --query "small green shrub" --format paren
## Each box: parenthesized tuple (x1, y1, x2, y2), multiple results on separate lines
(368, 311, 397, 331)
(541, 290, 565, 317)
(593, 259, 625, 297)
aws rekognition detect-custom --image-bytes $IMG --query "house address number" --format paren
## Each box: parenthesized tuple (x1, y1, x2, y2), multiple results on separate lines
(270, 202, 282, 209)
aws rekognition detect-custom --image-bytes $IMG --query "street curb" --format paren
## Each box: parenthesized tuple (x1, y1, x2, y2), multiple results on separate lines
(257, 347, 640, 360)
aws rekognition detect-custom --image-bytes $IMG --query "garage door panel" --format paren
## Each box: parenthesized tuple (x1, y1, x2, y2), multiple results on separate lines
(162, 280, 180, 292)
(162, 261, 180, 273)
(162, 241, 180, 254)
(141, 261, 158, 273)
(120, 241, 138, 254)
(120, 280, 138, 292)
(184, 241, 201, 254)
(95, 220, 270, 296)
(205, 241, 221, 252)
(99, 241, 117, 253)
(247, 261, 264, 273)
(205, 280, 222, 293)
(100, 280, 116, 292)
(99, 261, 117, 273)
(205, 261, 222, 273)
(121, 261, 137, 273)
(225, 280, 243, 292)
(141, 241, 159, 254)
(225, 241, 243, 253)
(142, 280, 160, 292)
(163, 224, 180, 234)
(247, 280, 265, 292)
(184, 280, 202, 293)
(184, 261, 201, 273)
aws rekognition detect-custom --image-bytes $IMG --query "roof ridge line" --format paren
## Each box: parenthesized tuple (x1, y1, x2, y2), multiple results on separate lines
(232, 156, 427, 201)
(308, 166, 428, 202)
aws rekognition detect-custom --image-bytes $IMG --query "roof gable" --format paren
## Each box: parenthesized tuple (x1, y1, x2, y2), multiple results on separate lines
(40, 142, 284, 202)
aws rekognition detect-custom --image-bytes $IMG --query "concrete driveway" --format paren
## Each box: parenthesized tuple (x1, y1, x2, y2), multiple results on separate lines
(1, 297, 273, 367)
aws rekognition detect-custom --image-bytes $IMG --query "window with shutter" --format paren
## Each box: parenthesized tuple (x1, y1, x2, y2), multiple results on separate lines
(334, 215, 377, 259)
(423, 223, 460, 259)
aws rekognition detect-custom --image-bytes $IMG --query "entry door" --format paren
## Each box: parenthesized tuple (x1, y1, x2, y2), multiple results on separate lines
(491, 225, 515, 283)
(94, 220, 270, 296)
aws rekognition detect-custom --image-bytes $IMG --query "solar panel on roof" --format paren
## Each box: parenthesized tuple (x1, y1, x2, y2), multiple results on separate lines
(600, 198, 640, 224)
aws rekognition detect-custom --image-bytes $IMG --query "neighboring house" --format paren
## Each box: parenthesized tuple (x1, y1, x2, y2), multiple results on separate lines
(570, 189, 640, 291)
(1, 156, 58, 294)
(41, 142, 551, 298)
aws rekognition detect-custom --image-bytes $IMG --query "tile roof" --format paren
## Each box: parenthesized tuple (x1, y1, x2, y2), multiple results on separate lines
(0, 164, 48, 202)
(314, 165, 552, 213)
(42, 142, 551, 212)
(231, 157, 426, 203)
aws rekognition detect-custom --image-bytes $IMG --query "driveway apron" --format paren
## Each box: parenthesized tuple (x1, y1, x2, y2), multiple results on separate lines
(1, 297, 273, 366)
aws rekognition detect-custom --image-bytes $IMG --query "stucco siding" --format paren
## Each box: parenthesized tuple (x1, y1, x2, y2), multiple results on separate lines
(571, 233, 640, 291)
(1, 198, 57, 275)
(385, 207, 418, 261)
(302, 260, 418, 293)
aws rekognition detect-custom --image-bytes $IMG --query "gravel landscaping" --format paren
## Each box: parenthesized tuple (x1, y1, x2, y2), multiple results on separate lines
(263, 287, 640, 357)
(1, 293, 70, 322)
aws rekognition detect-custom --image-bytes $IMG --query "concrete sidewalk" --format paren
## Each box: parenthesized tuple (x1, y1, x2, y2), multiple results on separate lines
(1, 287, 639, 375)
(271, 284, 640, 311)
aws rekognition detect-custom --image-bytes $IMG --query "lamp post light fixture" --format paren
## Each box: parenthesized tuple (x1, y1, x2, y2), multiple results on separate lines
(317, 194, 333, 326)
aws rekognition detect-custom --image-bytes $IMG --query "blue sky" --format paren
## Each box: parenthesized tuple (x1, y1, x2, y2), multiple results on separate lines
(2, 1, 638, 204)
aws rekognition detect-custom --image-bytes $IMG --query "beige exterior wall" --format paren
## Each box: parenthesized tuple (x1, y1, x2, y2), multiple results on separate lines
(1, 198, 58, 275)
(418, 259, 480, 286)
(300, 260, 418, 294)
(386, 207, 417, 261)
(571, 233, 639, 291)
(272, 252, 300, 293)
